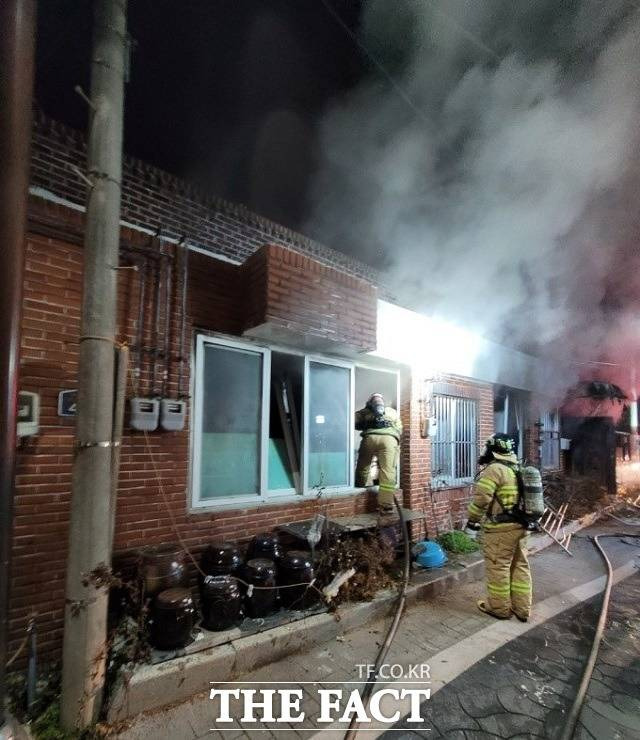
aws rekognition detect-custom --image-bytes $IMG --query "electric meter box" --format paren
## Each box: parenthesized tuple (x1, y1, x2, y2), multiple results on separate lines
(426, 416, 438, 438)
(130, 397, 160, 431)
(160, 399, 186, 431)
(17, 391, 40, 437)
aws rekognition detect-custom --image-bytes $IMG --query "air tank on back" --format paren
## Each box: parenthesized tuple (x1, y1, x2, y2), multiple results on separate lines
(521, 465, 545, 517)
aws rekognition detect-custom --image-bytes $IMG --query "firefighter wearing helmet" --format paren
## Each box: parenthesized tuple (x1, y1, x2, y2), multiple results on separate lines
(465, 433, 533, 622)
(355, 393, 403, 515)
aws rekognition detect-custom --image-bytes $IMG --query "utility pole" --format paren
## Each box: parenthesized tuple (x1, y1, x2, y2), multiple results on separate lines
(0, 0, 36, 734)
(60, 0, 127, 729)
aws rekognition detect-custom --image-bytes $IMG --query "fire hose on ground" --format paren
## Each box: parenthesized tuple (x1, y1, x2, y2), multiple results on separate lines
(344, 498, 411, 740)
(341, 507, 639, 740)
(559, 527, 640, 740)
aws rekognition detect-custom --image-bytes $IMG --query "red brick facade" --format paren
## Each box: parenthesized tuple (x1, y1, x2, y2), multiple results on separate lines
(10, 119, 499, 665)
(400, 374, 495, 540)
(13, 195, 495, 665)
(242, 243, 377, 352)
(14, 197, 384, 663)
(30, 113, 382, 289)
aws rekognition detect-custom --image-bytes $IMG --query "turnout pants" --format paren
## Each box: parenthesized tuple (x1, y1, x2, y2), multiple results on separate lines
(355, 434, 399, 507)
(482, 525, 532, 619)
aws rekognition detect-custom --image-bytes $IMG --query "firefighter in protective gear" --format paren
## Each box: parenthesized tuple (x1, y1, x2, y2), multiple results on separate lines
(355, 393, 402, 514)
(466, 433, 532, 622)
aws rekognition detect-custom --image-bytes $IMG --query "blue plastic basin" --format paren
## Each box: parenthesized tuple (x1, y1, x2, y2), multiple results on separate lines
(415, 540, 448, 569)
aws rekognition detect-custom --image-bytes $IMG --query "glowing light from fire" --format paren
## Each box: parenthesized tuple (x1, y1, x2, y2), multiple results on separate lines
(373, 301, 483, 379)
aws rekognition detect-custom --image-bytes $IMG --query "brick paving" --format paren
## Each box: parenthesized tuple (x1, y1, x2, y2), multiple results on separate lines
(383, 572, 640, 739)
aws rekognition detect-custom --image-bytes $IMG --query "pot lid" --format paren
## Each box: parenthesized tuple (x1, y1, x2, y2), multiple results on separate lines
(203, 574, 238, 589)
(155, 587, 193, 608)
(140, 543, 183, 559)
(246, 558, 276, 573)
(282, 550, 312, 568)
(251, 532, 279, 546)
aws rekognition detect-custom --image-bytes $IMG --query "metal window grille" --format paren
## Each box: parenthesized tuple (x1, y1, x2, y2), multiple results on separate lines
(431, 395, 477, 487)
(540, 410, 560, 469)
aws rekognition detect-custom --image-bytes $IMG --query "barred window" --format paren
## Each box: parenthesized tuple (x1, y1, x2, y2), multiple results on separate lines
(540, 410, 560, 470)
(431, 395, 478, 487)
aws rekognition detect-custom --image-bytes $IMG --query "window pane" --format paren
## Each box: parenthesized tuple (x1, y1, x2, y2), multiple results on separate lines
(432, 396, 453, 483)
(198, 344, 262, 499)
(269, 353, 304, 491)
(354, 367, 399, 483)
(308, 362, 350, 488)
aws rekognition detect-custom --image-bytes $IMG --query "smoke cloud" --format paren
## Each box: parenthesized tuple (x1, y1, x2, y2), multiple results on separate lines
(307, 0, 640, 383)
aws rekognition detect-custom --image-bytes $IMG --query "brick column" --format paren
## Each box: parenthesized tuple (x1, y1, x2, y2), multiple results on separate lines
(399, 370, 430, 540)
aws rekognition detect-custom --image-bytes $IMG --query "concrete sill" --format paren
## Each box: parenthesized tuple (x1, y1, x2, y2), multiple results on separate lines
(188, 487, 371, 514)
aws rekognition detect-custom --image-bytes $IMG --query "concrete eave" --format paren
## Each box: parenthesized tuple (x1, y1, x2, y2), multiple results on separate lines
(372, 300, 574, 395)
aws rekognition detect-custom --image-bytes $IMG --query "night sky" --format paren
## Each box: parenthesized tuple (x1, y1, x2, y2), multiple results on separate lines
(36, 0, 365, 231)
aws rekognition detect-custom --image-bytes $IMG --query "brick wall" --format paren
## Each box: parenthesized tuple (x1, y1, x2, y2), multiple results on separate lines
(30, 113, 385, 290)
(399, 372, 429, 539)
(242, 244, 377, 352)
(12, 197, 382, 663)
(400, 374, 494, 539)
(13, 117, 496, 664)
(13, 197, 493, 663)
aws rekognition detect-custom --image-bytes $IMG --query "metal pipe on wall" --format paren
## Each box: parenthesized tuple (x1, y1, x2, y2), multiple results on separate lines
(151, 236, 163, 397)
(133, 255, 147, 389)
(177, 240, 190, 399)
(120, 243, 164, 395)
(161, 248, 174, 398)
(26, 618, 37, 717)
(0, 0, 36, 730)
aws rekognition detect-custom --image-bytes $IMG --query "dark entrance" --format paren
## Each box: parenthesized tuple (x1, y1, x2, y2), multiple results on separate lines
(564, 416, 616, 496)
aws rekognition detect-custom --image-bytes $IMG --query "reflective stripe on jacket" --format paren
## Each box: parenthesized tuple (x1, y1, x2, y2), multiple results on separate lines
(467, 456, 521, 530)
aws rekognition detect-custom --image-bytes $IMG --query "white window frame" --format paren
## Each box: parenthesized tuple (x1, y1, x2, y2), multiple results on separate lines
(191, 334, 270, 508)
(303, 356, 355, 493)
(190, 333, 401, 510)
(431, 394, 478, 488)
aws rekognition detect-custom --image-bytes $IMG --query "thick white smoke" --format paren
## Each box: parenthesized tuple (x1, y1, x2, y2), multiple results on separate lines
(307, 0, 640, 376)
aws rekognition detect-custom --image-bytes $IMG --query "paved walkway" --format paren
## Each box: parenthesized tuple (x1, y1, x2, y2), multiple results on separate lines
(382, 572, 640, 739)
(115, 519, 640, 739)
